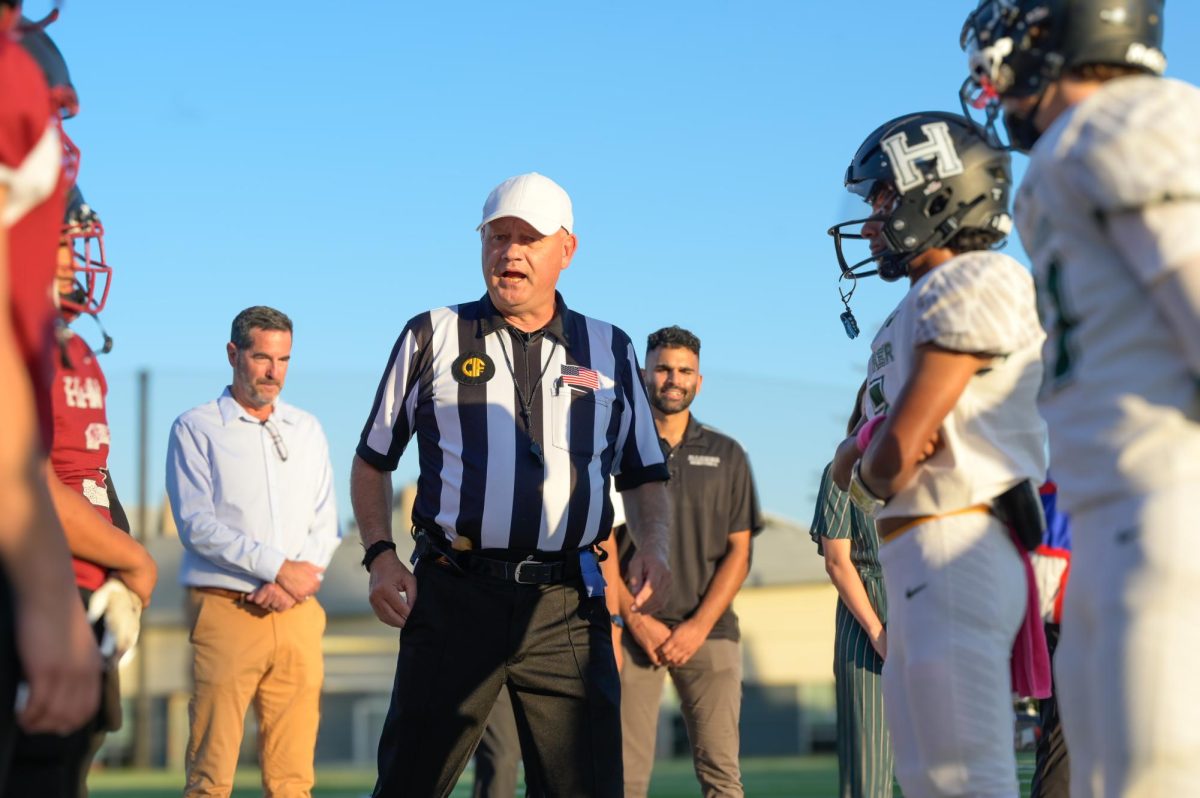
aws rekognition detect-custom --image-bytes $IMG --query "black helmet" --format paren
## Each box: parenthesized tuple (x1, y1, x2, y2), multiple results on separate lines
(960, 0, 1165, 150)
(18, 13, 77, 118)
(828, 112, 1013, 284)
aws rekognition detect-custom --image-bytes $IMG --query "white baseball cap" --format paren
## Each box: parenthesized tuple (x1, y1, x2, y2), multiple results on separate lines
(477, 172, 574, 236)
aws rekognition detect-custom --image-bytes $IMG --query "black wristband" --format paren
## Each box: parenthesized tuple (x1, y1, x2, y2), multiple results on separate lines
(362, 540, 398, 572)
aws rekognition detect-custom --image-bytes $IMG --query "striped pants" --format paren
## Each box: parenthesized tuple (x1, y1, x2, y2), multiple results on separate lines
(833, 580, 895, 798)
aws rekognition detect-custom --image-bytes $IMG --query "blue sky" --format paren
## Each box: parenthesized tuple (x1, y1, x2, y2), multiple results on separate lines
(44, 1, 1200, 527)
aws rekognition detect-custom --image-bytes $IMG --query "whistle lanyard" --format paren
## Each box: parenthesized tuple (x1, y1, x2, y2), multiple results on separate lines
(496, 329, 558, 465)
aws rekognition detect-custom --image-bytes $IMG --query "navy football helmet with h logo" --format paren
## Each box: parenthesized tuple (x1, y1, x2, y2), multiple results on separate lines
(827, 112, 1013, 337)
(829, 112, 1013, 283)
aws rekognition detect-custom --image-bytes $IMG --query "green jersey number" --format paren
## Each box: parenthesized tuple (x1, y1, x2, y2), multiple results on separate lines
(867, 376, 889, 416)
(1041, 257, 1079, 386)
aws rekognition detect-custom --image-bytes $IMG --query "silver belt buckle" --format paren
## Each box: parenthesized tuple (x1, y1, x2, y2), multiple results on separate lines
(513, 556, 541, 584)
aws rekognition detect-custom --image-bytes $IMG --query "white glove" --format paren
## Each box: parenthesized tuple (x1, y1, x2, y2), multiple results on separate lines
(87, 578, 143, 665)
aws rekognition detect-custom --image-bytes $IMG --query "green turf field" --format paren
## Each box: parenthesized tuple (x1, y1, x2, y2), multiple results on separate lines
(87, 754, 1037, 797)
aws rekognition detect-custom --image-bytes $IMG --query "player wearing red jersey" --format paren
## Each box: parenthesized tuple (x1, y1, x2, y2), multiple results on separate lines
(0, 0, 103, 791)
(47, 187, 154, 609)
(20, 187, 156, 796)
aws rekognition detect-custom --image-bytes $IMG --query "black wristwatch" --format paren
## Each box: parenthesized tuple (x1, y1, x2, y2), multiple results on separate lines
(362, 540, 398, 572)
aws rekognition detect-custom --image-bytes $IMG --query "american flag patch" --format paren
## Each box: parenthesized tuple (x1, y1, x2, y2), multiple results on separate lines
(561, 364, 600, 390)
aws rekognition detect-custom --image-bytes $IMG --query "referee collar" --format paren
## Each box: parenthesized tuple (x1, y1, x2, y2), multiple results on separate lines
(477, 292, 571, 346)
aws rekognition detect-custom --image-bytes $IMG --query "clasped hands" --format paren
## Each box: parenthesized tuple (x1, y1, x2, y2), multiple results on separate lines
(627, 613, 709, 667)
(247, 559, 325, 612)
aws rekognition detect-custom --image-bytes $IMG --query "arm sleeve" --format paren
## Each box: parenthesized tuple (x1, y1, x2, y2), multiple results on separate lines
(913, 254, 1042, 356)
(809, 463, 853, 555)
(165, 417, 287, 582)
(728, 444, 763, 536)
(611, 334, 669, 491)
(356, 315, 429, 471)
(295, 422, 342, 568)
(0, 49, 59, 219)
(0, 48, 41, 184)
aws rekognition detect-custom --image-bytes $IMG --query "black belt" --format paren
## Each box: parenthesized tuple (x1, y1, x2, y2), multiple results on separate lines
(466, 555, 577, 584)
(413, 529, 582, 585)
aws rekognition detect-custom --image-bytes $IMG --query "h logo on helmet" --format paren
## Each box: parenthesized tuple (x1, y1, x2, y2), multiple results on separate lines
(881, 122, 965, 193)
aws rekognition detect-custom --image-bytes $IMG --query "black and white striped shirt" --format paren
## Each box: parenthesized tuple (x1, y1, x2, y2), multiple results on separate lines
(357, 293, 668, 552)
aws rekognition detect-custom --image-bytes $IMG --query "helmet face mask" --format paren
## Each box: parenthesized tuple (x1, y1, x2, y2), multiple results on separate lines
(959, 0, 1166, 151)
(828, 112, 1014, 285)
(60, 188, 111, 317)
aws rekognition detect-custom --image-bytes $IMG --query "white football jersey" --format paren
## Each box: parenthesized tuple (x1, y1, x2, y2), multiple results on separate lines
(862, 251, 1048, 520)
(1015, 76, 1200, 515)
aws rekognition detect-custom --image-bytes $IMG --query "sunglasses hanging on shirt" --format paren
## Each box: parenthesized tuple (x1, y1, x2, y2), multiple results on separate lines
(261, 419, 288, 462)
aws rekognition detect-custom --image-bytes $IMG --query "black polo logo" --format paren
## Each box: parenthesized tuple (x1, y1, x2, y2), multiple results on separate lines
(452, 351, 495, 385)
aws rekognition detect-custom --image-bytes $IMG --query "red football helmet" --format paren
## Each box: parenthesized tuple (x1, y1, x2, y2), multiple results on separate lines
(61, 186, 111, 316)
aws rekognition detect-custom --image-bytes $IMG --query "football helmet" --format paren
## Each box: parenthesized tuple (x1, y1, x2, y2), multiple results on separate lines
(61, 185, 111, 316)
(828, 111, 1013, 284)
(960, 0, 1166, 151)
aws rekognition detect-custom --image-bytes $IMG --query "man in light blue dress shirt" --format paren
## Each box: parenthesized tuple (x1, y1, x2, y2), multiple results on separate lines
(166, 305, 340, 798)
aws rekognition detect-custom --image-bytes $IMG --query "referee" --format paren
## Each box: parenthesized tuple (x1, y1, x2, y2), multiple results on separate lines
(811, 390, 894, 798)
(351, 172, 673, 798)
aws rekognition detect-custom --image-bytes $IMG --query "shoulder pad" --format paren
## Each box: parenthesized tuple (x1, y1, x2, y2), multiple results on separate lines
(914, 253, 1042, 356)
(1067, 78, 1200, 215)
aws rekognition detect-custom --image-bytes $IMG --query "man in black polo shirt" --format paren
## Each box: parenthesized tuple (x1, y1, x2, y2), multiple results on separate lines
(606, 325, 762, 798)
(350, 172, 672, 798)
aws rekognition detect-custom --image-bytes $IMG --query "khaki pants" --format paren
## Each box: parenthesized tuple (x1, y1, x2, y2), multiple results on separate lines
(184, 589, 325, 798)
(620, 636, 743, 798)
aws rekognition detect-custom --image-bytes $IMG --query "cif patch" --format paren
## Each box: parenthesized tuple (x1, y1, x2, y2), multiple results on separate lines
(452, 351, 495, 385)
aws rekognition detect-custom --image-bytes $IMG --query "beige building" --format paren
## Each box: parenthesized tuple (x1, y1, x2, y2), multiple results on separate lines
(113, 491, 840, 766)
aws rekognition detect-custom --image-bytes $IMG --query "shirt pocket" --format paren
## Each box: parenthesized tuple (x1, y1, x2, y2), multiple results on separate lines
(551, 387, 613, 457)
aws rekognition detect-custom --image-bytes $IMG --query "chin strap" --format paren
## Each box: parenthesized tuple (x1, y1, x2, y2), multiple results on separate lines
(87, 312, 114, 354)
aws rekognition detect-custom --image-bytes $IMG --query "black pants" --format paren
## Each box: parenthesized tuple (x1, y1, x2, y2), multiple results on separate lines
(1030, 623, 1069, 798)
(0, 571, 18, 789)
(0, 580, 118, 798)
(373, 558, 622, 798)
(473, 685, 522, 798)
